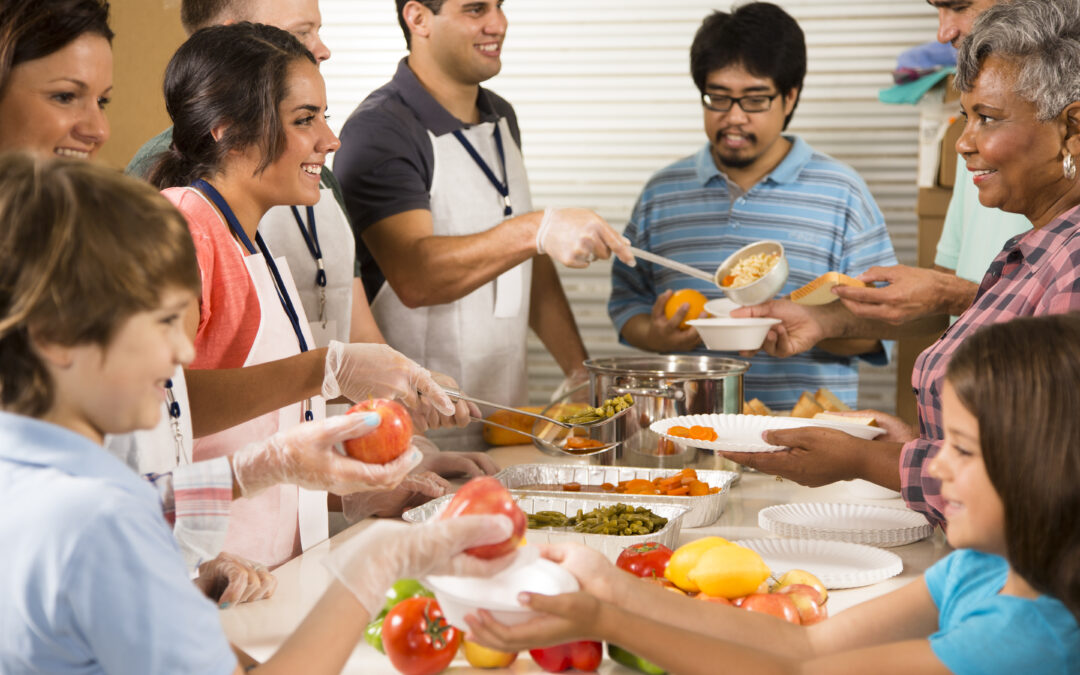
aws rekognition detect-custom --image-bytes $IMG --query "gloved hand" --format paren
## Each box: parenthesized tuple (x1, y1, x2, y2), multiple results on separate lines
(324, 516, 516, 615)
(193, 551, 277, 608)
(535, 207, 635, 269)
(231, 413, 423, 497)
(321, 341, 454, 415)
(549, 369, 590, 404)
(340, 469, 450, 521)
(413, 434, 499, 478)
(410, 371, 479, 433)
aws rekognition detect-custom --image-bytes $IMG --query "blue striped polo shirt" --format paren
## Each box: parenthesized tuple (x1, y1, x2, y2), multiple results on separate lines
(609, 137, 898, 410)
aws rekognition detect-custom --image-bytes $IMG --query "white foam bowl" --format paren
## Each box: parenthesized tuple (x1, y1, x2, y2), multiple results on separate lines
(704, 297, 738, 318)
(423, 548, 579, 627)
(715, 240, 789, 306)
(687, 317, 781, 351)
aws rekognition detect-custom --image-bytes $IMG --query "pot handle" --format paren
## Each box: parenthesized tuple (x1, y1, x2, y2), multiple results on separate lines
(608, 385, 685, 401)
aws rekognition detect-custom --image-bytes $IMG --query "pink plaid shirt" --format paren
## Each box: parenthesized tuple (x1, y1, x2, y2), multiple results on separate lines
(902, 205, 1080, 528)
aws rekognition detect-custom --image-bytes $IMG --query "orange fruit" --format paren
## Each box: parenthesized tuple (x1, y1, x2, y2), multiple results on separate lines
(664, 289, 707, 329)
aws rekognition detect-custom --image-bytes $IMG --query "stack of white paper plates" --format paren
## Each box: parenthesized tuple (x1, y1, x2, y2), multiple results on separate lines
(650, 414, 885, 453)
(758, 502, 933, 547)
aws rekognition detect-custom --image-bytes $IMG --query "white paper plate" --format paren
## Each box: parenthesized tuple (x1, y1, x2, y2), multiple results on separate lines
(758, 502, 934, 547)
(733, 538, 903, 589)
(650, 414, 886, 453)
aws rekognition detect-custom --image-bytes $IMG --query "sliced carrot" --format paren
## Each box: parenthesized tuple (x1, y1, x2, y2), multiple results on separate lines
(666, 486, 690, 496)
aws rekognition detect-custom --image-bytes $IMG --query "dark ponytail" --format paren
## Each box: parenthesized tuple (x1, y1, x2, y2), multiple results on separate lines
(148, 22, 315, 189)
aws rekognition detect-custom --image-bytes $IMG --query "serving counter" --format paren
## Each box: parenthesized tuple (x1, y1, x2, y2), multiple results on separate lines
(220, 444, 949, 673)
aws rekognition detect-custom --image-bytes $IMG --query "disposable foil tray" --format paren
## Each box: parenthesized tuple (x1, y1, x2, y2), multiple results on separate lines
(494, 464, 738, 528)
(402, 493, 689, 562)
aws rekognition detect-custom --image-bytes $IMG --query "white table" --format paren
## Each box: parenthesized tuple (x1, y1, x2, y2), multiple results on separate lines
(220, 445, 949, 673)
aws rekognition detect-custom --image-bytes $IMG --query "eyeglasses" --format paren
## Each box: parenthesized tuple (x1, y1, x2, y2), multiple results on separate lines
(701, 92, 781, 113)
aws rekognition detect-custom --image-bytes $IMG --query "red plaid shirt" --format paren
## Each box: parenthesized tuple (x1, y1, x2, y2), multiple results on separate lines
(902, 205, 1080, 528)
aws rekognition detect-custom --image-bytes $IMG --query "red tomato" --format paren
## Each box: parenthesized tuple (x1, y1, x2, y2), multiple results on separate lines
(438, 476, 526, 559)
(529, 641, 603, 672)
(343, 399, 413, 464)
(615, 542, 673, 579)
(382, 597, 461, 675)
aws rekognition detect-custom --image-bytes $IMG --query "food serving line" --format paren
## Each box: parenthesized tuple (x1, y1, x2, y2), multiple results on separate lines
(220, 443, 950, 674)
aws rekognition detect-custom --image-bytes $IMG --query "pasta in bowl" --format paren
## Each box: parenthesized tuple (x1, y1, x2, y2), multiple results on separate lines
(714, 240, 789, 305)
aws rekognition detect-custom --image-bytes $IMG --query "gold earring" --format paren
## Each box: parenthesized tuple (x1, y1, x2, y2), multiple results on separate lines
(1065, 154, 1077, 181)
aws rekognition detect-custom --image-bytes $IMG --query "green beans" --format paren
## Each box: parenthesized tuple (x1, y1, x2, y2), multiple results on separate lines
(556, 394, 634, 425)
(526, 503, 667, 535)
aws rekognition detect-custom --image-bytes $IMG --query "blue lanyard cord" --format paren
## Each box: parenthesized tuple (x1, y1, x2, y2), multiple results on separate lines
(452, 124, 512, 217)
(191, 179, 310, 355)
(290, 206, 326, 288)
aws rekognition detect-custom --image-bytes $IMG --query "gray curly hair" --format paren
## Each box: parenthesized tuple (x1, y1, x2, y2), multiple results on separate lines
(955, 0, 1080, 121)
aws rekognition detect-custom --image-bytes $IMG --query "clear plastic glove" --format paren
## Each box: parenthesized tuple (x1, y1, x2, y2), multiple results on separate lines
(549, 369, 590, 404)
(340, 469, 451, 522)
(324, 515, 516, 615)
(413, 434, 499, 478)
(411, 371, 479, 432)
(231, 413, 422, 497)
(321, 341, 454, 414)
(193, 551, 277, 608)
(535, 207, 635, 269)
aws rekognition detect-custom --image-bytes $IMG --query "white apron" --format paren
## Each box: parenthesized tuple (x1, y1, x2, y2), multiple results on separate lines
(371, 118, 533, 451)
(258, 189, 355, 349)
(192, 201, 328, 568)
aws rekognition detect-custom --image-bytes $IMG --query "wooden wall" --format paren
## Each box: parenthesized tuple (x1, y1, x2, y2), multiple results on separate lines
(98, 0, 186, 170)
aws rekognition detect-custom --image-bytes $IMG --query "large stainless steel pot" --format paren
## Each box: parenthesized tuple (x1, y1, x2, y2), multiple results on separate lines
(583, 355, 748, 469)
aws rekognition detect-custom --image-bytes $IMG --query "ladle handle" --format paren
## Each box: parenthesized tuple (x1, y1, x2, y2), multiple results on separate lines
(629, 246, 717, 285)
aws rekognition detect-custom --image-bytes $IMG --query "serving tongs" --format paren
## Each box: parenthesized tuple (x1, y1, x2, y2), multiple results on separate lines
(444, 389, 633, 430)
(444, 389, 627, 457)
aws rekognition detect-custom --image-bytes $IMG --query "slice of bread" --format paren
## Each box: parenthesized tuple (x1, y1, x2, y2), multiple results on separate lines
(790, 272, 866, 306)
(814, 387, 852, 412)
(743, 398, 774, 416)
(791, 391, 825, 418)
(814, 411, 878, 427)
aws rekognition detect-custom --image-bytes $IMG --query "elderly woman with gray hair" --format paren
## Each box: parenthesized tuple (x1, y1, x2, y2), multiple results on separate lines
(718, 0, 1080, 527)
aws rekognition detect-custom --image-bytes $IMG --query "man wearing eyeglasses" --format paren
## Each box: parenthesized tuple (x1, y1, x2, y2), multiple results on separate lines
(608, 2, 897, 412)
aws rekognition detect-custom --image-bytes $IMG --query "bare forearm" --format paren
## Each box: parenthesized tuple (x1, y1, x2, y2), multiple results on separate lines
(595, 598, 799, 675)
(619, 314, 657, 352)
(349, 278, 386, 344)
(529, 255, 588, 376)
(854, 440, 905, 491)
(817, 338, 884, 357)
(368, 211, 541, 307)
(186, 349, 327, 438)
(248, 581, 369, 674)
(816, 303, 946, 341)
(937, 273, 978, 316)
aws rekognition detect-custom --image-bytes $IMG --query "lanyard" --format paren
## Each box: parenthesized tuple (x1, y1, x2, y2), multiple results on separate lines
(291, 205, 327, 324)
(191, 179, 314, 421)
(165, 378, 184, 465)
(453, 124, 512, 216)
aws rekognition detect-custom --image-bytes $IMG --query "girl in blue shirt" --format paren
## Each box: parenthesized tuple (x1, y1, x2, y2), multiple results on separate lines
(0, 154, 516, 674)
(466, 312, 1080, 673)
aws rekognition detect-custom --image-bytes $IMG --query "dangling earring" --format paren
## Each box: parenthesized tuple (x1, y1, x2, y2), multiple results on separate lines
(1065, 154, 1077, 181)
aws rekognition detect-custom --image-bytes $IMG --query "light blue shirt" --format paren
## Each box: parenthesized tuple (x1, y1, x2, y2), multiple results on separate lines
(925, 549, 1080, 674)
(610, 137, 898, 410)
(0, 412, 236, 674)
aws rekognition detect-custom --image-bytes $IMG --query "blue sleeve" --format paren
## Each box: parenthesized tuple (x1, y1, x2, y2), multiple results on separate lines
(930, 603, 1076, 675)
(839, 176, 898, 366)
(922, 551, 954, 609)
(608, 194, 660, 341)
(64, 494, 237, 675)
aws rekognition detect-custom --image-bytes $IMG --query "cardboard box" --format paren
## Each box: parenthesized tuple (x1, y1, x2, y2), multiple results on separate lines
(938, 116, 964, 189)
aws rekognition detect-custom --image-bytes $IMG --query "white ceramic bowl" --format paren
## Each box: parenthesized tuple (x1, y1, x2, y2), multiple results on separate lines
(715, 241, 789, 306)
(423, 548, 579, 628)
(687, 317, 781, 351)
(703, 297, 738, 318)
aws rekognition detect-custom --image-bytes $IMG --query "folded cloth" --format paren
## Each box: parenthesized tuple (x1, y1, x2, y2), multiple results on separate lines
(878, 66, 955, 105)
(896, 41, 957, 72)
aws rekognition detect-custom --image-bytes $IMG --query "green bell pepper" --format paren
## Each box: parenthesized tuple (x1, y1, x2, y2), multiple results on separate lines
(608, 643, 666, 675)
(363, 579, 435, 654)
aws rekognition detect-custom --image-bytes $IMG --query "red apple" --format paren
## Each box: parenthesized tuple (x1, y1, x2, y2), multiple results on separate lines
(342, 399, 413, 464)
(776, 585, 828, 625)
(439, 476, 526, 559)
(739, 593, 801, 625)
